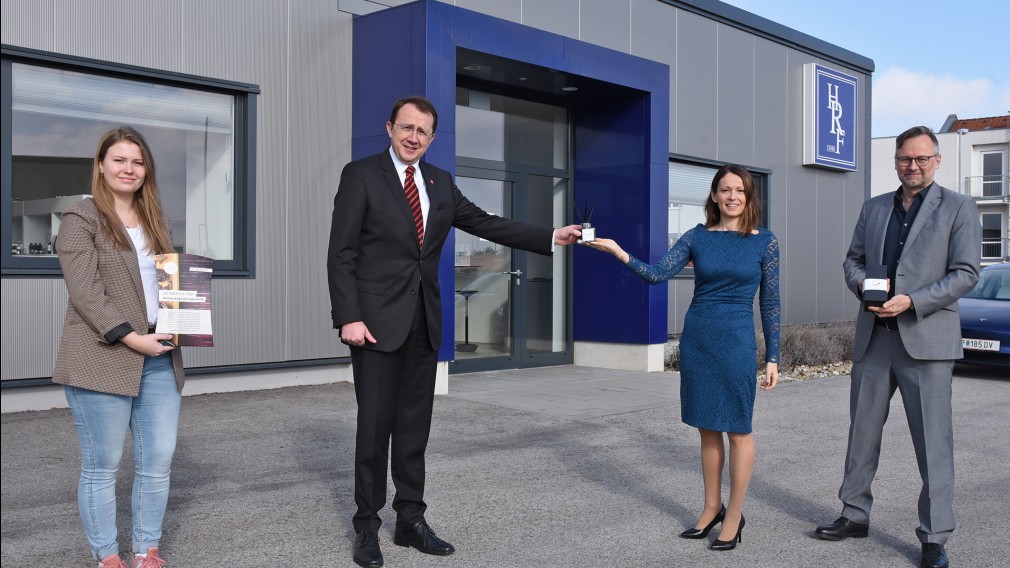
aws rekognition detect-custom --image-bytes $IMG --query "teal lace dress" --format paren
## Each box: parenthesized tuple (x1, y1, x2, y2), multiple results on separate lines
(627, 224, 780, 434)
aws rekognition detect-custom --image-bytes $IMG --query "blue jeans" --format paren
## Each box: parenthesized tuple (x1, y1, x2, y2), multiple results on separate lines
(65, 355, 181, 560)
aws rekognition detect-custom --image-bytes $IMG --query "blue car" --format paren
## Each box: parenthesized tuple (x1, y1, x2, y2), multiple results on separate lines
(958, 263, 1010, 368)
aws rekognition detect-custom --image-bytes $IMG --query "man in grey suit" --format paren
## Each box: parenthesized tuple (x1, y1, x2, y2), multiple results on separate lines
(815, 126, 981, 568)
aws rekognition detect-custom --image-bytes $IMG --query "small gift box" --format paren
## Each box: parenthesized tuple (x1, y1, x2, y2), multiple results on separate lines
(862, 264, 888, 311)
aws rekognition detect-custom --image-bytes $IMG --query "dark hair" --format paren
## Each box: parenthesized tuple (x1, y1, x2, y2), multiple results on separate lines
(90, 126, 173, 254)
(895, 126, 939, 153)
(389, 96, 438, 133)
(704, 164, 761, 236)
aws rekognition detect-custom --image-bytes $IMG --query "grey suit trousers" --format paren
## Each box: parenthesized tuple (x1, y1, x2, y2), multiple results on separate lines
(840, 325, 956, 544)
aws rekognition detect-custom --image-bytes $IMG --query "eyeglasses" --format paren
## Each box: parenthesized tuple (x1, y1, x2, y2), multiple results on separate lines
(392, 123, 433, 140)
(894, 154, 937, 167)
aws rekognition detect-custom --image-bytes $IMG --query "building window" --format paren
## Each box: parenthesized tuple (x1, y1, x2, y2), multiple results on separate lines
(981, 151, 1006, 198)
(981, 212, 1004, 261)
(2, 45, 258, 276)
(668, 159, 769, 252)
(668, 161, 713, 249)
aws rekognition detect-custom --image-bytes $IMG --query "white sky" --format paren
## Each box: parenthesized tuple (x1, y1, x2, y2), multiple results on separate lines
(718, 0, 1010, 137)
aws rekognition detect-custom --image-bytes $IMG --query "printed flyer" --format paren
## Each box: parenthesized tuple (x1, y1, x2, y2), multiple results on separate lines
(154, 253, 214, 347)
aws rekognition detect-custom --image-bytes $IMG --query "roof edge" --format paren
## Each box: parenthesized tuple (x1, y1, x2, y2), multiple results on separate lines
(663, 0, 875, 74)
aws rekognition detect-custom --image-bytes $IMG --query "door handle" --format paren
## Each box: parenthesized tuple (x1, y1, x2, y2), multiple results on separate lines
(501, 269, 523, 285)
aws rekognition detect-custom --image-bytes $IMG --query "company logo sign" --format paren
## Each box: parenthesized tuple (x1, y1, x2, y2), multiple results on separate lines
(803, 64, 858, 171)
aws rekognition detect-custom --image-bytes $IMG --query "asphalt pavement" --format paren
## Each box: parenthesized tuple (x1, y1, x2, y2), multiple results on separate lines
(2, 364, 1007, 567)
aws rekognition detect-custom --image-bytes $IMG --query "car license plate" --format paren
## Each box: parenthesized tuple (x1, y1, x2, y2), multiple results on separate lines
(962, 338, 1000, 352)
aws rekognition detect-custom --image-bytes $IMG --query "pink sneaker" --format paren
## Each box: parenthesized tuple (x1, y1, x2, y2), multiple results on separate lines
(130, 547, 166, 568)
(98, 554, 128, 568)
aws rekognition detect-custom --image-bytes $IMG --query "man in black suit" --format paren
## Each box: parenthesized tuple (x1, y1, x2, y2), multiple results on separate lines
(328, 96, 581, 567)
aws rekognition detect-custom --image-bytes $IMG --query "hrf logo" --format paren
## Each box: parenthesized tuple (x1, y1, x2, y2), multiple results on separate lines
(803, 63, 857, 171)
(826, 83, 845, 154)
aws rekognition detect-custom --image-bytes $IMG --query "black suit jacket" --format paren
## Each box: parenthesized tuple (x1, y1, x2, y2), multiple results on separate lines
(327, 149, 553, 352)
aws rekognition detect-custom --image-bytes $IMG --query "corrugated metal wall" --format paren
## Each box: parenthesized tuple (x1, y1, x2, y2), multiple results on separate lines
(0, 279, 66, 379)
(1, 0, 353, 379)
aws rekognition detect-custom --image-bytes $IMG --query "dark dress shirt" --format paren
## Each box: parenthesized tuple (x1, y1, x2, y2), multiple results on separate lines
(880, 183, 931, 319)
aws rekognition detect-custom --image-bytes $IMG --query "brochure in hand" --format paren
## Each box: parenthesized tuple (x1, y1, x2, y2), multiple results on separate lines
(154, 253, 214, 347)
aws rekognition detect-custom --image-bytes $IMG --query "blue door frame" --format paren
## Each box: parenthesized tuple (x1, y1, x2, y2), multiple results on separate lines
(352, 0, 670, 361)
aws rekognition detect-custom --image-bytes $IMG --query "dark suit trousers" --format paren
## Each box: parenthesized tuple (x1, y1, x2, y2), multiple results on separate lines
(839, 325, 956, 544)
(350, 292, 438, 532)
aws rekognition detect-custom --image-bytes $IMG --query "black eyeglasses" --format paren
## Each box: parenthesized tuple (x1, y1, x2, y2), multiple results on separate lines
(392, 123, 433, 140)
(894, 154, 937, 167)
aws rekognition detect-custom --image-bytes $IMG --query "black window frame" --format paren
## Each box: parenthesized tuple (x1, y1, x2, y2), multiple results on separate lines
(1, 44, 259, 277)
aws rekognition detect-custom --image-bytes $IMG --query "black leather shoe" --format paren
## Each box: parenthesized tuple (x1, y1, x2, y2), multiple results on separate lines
(394, 520, 455, 555)
(920, 543, 949, 568)
(353, 528, 383, 567)
(814, 516, 869, 541)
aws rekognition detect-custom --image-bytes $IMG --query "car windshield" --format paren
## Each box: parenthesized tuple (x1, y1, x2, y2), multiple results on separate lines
(964, 268, 1010, 301)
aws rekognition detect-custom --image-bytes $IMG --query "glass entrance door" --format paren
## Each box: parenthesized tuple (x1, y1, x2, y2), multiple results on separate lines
(451, 88, 572, 373)
(451, 170, 571, 372)
(452, 175, 516, 365)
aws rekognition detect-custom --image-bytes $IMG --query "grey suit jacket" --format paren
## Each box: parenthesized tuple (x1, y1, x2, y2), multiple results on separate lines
(843, 183, 981, 361)
(53, 199, 185, 396)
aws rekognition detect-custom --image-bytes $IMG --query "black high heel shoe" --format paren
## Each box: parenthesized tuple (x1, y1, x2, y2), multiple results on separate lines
(709, 514, 745, 551)
(679, 504, 726, 539)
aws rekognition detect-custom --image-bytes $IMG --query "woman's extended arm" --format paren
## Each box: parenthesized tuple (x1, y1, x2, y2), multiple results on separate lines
(583, 229, 694, 284)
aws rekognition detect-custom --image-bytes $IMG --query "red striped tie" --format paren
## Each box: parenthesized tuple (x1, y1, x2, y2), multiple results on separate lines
(404, 165, 424, 248)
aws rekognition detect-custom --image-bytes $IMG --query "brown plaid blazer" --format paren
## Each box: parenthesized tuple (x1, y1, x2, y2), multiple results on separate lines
(53, 198, 184, 396)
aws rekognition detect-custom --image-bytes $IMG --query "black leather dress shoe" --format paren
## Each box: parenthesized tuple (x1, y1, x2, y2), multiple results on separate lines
(921, 543, 949, 568)
(353, 528, 383, 567)
(394, 520, 455, 555)
(814, 517, 869, 540)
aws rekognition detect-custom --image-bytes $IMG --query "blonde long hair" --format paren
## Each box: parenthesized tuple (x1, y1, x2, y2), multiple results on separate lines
(90, 127, 174, 254)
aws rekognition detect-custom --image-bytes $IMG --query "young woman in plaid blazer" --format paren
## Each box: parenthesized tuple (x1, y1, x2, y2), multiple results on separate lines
(54, 126, 184, 568)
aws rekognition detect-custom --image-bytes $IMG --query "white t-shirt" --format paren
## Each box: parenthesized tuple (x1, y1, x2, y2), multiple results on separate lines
(126, 225, 160, 325)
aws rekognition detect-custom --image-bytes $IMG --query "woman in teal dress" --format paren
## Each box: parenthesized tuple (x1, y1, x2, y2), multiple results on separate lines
(585, 164, 780, 551)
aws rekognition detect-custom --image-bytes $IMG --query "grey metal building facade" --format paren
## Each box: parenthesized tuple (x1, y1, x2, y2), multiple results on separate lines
(1, 0, 873, 410)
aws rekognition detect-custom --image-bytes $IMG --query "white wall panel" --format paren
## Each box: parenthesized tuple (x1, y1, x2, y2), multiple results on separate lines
(672, 10, 718, 157)
(752, 39, 792, 320)
(521, 0, 579, 40)
(630, 0, 676, 67)
(579, 0, 632, 53)
(715, 26, 756, 163)
(453, 0, 520, 23)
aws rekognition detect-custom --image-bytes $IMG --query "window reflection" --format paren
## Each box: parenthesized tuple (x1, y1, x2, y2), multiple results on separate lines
(668, 162, 715, 248)
(9, 63, 236, 261)
(456, 88, 568, 170)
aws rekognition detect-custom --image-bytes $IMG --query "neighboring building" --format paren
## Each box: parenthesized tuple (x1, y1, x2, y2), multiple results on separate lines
(870, 114, 1010, 265)
(1, 0, 874, 411)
